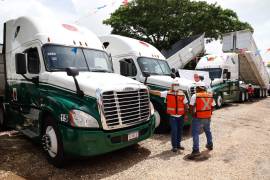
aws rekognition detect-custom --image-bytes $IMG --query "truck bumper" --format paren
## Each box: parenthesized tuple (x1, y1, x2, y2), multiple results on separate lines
(59, 116, 155, 157)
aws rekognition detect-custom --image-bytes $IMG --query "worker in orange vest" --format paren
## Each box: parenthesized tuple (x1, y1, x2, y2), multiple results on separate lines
(189, 86, 216, 157)
(150, 83, 189, 152)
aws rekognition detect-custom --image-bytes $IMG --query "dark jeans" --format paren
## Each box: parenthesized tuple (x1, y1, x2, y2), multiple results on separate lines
(192, 118, 213, 151)
(169, 116, 184, 149)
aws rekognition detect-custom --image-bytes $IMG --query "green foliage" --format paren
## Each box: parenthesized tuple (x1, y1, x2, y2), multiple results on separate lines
(103, 0, 253, 50)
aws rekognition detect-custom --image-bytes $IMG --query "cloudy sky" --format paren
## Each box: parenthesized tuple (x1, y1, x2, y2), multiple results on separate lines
(0, 0, 269, 61)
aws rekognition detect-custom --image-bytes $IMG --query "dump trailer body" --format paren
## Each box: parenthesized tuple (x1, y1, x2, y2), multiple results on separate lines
(164, 34, 205, 69)
(222, 30, 269, 88)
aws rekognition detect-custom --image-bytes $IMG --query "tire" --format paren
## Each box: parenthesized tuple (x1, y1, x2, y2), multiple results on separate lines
(153, 110, 161, 128)
(215, 94, 223, 108)
(240, 92, 245, 102)
(245, 92, 249, 101)
(42, 116, 65, 168)
(0, 105, 6, 131)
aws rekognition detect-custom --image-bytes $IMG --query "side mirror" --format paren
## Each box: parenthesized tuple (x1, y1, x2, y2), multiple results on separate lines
(66, 67, 79, 77)
(171, 68, 176, 74)
(142, 71, 150, 84)
(227, 72, 231, 79)
(171, 73, 176, 79)
(15, 53, 27, 74)
(142, 71, 150, 78)
(199, 76, 204, 81)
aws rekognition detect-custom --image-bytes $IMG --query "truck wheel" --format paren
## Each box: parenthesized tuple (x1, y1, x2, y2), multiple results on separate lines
(42, 116, 65, 168)
(0, 105, 6, 131)
(245, 92, 249, 101)
(240, 92, 245, 102)
(154, 110, 161, 128)
(216, 95, 223, 108)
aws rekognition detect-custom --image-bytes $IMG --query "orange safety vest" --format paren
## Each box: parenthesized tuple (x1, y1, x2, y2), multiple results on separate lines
(166, 91, 185, 115)
(195, 92, 213, 119)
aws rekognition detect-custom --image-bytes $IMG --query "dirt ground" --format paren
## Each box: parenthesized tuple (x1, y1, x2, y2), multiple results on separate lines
(0, 98, 270, 180)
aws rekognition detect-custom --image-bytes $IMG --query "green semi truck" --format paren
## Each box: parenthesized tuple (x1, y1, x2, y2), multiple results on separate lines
(0, 17, 156, 167)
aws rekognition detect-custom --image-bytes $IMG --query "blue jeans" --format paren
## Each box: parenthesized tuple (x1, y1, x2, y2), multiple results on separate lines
(192, 118, 213, 151)
(170, 116, 184, 149)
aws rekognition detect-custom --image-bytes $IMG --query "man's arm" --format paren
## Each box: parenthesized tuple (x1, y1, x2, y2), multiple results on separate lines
(149, 90, 162, 97)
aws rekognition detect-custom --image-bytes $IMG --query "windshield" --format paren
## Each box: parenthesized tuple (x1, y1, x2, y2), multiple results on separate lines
(197, 68, 222, 79)
(137, 57, 171, 75)
(42, 45, 113, 72)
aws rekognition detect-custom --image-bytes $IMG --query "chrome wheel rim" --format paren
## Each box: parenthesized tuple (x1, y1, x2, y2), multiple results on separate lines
(217, 95, 222, 107)
(242, 93, 245, 102)
(154, 110, 161, 128)
(43, 126, 58, 158)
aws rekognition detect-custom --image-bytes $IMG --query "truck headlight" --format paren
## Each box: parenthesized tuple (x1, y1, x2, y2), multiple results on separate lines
(150, 102, 155, 116)
(69, 110, 99, 128)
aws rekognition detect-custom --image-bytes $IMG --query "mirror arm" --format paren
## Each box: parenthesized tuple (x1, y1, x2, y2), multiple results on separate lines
(144, 77, 148, 84)
(21, 74, 39, 84)
(72, 76, 84, 97)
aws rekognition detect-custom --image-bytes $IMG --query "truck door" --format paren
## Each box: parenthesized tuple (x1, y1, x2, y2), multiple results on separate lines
(19, 46, 42, 137)
(119, 58, 137, 80)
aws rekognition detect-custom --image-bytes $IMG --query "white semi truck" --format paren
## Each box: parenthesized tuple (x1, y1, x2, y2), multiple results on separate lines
(99, 35, 204, 130)
(0, 17, 156, 167)
(195, 30, 269, 107)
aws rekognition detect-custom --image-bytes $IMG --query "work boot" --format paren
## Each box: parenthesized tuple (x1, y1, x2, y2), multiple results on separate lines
(171, 148, 178, 153)
(190, 150, 200, 157)
(177, 146, 185, 150)
(206, 144, 213, 151)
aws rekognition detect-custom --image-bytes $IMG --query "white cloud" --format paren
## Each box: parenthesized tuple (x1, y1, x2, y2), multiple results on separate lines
(201, 0, 270, 61)
(0, 0, 76, 43)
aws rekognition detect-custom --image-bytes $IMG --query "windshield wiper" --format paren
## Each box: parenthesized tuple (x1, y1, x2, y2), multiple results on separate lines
(90, 69, 111, 73)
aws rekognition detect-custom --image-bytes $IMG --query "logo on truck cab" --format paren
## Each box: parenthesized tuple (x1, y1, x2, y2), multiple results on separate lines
(62, 24, 78, 32)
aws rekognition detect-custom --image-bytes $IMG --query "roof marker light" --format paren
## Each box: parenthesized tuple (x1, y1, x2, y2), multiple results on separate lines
(48, 37, 51, 42)
(73, 40, 76, 45)
(79, 41, 82, 46)
(85, 42, 88, 46)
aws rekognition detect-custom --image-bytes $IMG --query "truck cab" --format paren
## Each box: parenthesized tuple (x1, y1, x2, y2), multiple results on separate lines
(100, 35, 202, 129)
(196, 54, 248, 107)
(0, 17, 156, 167)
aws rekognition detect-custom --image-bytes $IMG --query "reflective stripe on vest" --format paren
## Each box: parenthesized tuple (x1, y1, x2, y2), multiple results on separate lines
(196, 92, 213, 119)
(166, 91, 185, 115)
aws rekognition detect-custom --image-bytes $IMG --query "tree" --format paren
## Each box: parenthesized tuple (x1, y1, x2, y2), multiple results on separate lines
(103, 0, 253, 50)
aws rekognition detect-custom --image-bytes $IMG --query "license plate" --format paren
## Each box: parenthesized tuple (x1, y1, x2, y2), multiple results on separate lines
(128, 131, 139, 141)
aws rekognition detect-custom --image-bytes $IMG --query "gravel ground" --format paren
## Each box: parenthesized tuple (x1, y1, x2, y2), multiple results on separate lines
(0, 98, 270, 180)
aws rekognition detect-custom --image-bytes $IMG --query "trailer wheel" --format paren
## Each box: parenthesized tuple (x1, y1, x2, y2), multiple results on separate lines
(0, 105, 6, 131)
(42, 116, 65, 168)
(216, 94, 223, 108)
(240, 92, 245, 102)
(245, 92, 249, 101)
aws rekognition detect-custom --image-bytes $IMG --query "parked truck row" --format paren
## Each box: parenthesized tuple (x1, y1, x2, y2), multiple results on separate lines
(0, 16, 268, 168)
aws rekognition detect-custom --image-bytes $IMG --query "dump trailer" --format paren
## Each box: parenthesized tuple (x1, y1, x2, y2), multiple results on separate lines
(164, 34, 205, 70)
(0, 44, 4, 96)
(222, 30, 269, 97)
(0, 17, 156, 167)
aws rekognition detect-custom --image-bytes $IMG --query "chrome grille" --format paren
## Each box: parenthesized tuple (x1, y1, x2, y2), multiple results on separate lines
(101, 89, 150, 130)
